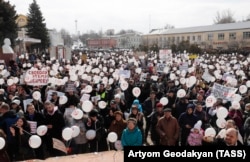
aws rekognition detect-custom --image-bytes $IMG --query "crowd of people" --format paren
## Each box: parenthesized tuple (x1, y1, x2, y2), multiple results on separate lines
(0, 50, 250, 161)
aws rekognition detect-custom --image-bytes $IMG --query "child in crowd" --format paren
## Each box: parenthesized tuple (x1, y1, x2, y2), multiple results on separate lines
(187, 120, 204, 146)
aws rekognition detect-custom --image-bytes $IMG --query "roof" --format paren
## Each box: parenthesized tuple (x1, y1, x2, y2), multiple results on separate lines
(146, 21, 250, 35)
(16, 37, 41, 43)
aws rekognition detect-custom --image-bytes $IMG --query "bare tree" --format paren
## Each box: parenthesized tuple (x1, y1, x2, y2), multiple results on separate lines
(164, 23, 175, 29)
(105, 29, 114, 36)
(60, 29, 73, 47)
(246, 14, 250, 21)
(214, 9, 236, 24)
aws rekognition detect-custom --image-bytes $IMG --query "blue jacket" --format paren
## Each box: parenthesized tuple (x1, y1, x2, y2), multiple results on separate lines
(130, 99, 143, 113)
(121, 126, 142, 146)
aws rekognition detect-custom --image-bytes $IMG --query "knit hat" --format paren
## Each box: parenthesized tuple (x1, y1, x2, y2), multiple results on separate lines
(187, 103, 195, 110)
(11, 99, 20, 105)
(88, 109, 98, 117)
(191, 120, 202, 132)
(156, 102, 163, 108)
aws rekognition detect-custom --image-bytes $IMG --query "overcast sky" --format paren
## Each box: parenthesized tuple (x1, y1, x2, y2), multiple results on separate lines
(7, 0, 250, 35)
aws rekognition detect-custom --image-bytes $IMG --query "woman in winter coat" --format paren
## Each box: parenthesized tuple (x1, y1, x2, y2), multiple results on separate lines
(121, 118, 142, 147)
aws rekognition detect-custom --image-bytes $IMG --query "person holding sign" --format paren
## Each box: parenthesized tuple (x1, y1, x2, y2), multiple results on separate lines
(24, 103, 46, 160)
(9, 117, 35, 161)
(43, 101, 65, 157)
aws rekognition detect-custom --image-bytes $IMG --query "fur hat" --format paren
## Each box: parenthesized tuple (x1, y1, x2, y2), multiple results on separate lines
(114, 111, 123, 116)
(187, 103, 195, 110)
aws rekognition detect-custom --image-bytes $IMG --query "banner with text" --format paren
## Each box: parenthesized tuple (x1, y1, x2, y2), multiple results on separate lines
(25, 68, 49, 86)
(159, 49, 172, 63)
(211, 83, 238, 101)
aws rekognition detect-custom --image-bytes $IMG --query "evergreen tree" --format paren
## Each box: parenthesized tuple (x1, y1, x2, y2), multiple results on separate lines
(26, 0, 50, 52)
(0, 0, 18, 47)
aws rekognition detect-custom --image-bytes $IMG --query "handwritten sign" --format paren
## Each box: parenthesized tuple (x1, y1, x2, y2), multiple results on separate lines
(25, 69, 49, 86)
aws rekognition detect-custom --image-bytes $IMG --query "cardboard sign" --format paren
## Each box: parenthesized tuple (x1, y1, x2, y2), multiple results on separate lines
(159, 49, 172, 63)
(52, 138, 67, 154)
(188, 54, 198, 59)
(211, 83, 237, 101)
(25, 69, 49, 86)
(156, 63, 167, 73)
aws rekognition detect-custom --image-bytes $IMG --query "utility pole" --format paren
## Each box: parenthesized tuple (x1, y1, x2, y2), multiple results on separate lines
(75, 20, 78, 38)
(149, 14, 151, 33)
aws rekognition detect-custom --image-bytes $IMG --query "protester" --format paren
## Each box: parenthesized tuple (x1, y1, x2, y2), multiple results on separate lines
(24, 103, 46, 159)
(121, 118, 143, 147)
(0, 129, 11, 162)
(178, 103, 198, 146)
(9, 117, 35, 161)
(203, 127, 243, 146)
(108, 111, 127, 150)
(43, 101, 65, 157)
(156, 108, 180, 146)
(142, 91, 158, 144)
(150, 102, 164, 145)
(0, 48, 250, 162)
(85, 109, 108, 152)
(128, 104, 144, 142)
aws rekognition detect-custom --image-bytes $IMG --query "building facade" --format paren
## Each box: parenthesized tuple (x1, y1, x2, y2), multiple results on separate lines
(142, 21, 250, 51)
(87, 37, 117, 49)
(116, 32, 143, 49)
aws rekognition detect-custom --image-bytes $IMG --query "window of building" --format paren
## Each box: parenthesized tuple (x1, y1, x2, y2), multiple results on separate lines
(198, 35, 201, 41)
(218, 33, 224, 40)
(181, 36, 185, 41)
(243, 32, 250, 39)
(208, 33, 213, 40)
(229, 33, 236, 40)
(172, 37, 175, 42)
(192, 36, 195, 41)
(177, 37, 180, 42)
(187, 36, 190, 41)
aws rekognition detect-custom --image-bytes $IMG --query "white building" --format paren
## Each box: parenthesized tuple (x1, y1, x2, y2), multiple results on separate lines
(116, 32, 143, 49)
